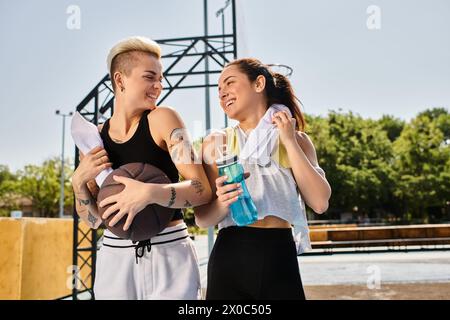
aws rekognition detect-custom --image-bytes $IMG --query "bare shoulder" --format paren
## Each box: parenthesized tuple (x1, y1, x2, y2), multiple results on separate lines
(295, 131, 319, 166)
(295, 131, 314, 146)
(148, 106, 181, 122)
(147, 106, 185, 144)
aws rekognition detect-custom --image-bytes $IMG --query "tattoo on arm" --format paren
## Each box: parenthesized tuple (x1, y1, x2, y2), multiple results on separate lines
(74, 191, 98, 227)
(87, 212, 98, 228)
(191, 180, 204, 195)
(168, 128, 185, 156)
(168, 128, 195, 164)
(168, 128, 184, 147)
(184, 200, 192, 208)
(78, 198, 91, 206)
(168, 187, 176, 207)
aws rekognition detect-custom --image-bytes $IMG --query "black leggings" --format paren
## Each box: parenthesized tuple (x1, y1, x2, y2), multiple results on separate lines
(206, 226, 306, 300)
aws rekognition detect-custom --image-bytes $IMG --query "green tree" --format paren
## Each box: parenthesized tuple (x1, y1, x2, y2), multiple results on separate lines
(306, 111, 396, 220)
(377, 115, 405, 142)
(393, 108, 450, 222)
(16, 157, 74, 217)
(0, 165, 20, 216)
(0, 165, 16, 184)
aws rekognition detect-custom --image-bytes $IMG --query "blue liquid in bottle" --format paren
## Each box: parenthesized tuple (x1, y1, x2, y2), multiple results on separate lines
(216, 154, 258, 226)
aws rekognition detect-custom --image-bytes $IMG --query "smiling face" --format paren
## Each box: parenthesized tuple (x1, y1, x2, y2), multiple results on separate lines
(113, 52, 163, 111)
(218, 64, 264, 121)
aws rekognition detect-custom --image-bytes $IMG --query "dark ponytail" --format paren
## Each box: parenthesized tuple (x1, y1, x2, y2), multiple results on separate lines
(226, 58, 306, 131)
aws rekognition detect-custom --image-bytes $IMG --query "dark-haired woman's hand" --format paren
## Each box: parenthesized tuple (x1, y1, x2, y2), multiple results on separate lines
(214, 172, 250, 209)
(272, 111, 296, 145)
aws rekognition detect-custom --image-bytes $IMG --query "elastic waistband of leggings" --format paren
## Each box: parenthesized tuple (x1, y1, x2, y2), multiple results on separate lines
(218, 225, 294, 243)
(102, 222, 190, 248)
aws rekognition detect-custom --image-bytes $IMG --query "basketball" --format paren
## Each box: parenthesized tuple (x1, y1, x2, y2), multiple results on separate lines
(97, 162, 176, 241)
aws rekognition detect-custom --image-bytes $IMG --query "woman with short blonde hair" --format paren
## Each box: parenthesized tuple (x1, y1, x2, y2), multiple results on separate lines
(72, 36, 211, 300)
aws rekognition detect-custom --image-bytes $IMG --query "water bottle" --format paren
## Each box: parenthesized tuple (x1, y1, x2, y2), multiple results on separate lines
(216, 154, 258, 226)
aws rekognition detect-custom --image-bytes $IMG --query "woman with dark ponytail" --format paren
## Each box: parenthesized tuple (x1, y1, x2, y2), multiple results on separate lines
(195, 58, 331, 300)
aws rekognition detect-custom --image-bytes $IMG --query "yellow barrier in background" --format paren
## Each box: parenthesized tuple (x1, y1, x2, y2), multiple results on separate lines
(0, 217, 92, 300)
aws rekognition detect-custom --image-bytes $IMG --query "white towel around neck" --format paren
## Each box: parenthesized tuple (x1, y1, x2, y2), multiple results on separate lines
(239, 104, 292, 166)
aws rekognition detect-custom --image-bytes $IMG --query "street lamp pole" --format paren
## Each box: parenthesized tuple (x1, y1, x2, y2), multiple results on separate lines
(55, 110, 73, 218)
(216, 0, 231, 128)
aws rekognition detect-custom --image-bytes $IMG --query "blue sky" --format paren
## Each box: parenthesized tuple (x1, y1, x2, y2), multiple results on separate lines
(0, 0, 449, 171)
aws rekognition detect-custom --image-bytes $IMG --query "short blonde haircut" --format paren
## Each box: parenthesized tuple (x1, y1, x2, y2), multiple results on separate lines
(107, 36, 162, 91)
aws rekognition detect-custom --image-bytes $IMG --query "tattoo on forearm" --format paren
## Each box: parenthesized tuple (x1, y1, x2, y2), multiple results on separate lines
(78, 198, 91, 206)
(88, 212, 98, 228)
(184, 200, 192, 208)
(191, 180, 204, 195)
(168, 187, 176, 207)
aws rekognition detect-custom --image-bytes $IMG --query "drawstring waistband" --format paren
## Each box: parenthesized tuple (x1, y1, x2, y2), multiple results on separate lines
(134, 239, 152, 264)
(102, 224, 190, 264)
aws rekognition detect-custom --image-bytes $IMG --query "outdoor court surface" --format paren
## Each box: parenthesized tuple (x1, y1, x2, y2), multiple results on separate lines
(194, 235, 450, 300)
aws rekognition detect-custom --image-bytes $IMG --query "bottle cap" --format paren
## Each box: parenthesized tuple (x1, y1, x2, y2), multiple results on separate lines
(215, 154, 238, 168)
